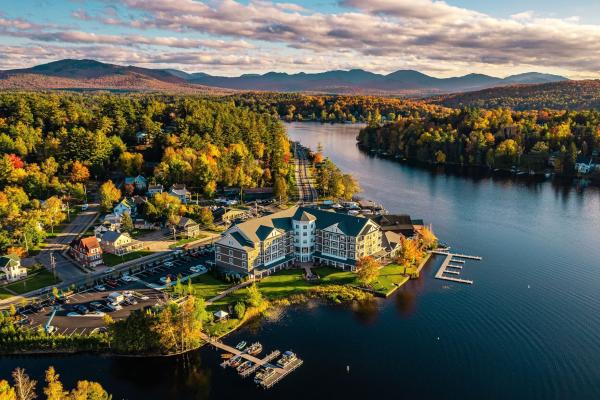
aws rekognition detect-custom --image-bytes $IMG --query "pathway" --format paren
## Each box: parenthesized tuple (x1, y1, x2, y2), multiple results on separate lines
(206, 278, 255, 305)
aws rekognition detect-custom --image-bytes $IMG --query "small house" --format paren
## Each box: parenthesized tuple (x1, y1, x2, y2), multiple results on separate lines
(0, 254, 27, 282)
(169, 184, 191, 204)
(100, 231, 143, 255)
(176, 217, 201, 238)
(124, 175, 148, 191)
(113, 198, 137, 217)
(147, 184, 164, 197)
(70, 237, 103, 268)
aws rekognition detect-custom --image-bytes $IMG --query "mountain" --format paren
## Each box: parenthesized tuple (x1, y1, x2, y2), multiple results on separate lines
(0, 59, 570, 94)
(433, 80, 600, 111)
(0, 59, 229, 93)
(185, 68, 567, 94)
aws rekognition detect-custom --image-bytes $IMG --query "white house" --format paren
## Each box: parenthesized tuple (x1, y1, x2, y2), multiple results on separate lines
(169, 184, 191, 204)
(147, 184, 164, 197)
(0, 254, 27, 282)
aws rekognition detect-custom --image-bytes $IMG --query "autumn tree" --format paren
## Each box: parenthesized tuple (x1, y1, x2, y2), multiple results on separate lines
(419, 226, 438, 250)
(42, 196, 66, 234)
(245, 283, 264, 308)
(69, 161, 90, 183)
(43, 367, 67, 400)
(0, 379, 16, 400)
(399, 237, 423, 267)
(356, 256, 380, 286)
(99, 180, 121, 212)
(273, 175, 288, 202)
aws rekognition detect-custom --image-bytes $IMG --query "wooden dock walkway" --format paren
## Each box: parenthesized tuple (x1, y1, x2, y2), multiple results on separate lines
(433, 251, 481, 285)
(260, 358, 304, 389)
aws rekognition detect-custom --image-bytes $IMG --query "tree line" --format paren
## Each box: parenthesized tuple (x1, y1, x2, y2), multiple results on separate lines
(358, 107, 600, 174)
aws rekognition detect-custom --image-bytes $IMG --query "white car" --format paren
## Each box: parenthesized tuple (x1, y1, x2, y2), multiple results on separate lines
(164, 261, 174, 268)
(190, 265, 206, 273)
(121, 275, 135, 282)
(81, 203, 89, 211)
(94, 285, 106, 291)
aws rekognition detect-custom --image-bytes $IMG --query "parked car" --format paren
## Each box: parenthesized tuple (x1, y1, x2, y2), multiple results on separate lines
(164, 261, 174, 268)
(121, 275, 136, 282)
(90, 301, 104, 310)
(75, 305, 89, 315)
(105, 279, 119, 287)
(190, 265, 206, 273)
(106, 302, 122, 311)
(94, 284, 106, 291)
(81, 203, 89, 211)
(159, 274, 176, 284)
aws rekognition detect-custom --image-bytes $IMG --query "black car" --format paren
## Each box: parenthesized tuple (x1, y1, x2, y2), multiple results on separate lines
(75, 305, 89, 315)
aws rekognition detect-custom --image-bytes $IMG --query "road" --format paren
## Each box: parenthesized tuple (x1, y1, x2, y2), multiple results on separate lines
(293, 143, 317, 203)
(35, 202, 100, 282)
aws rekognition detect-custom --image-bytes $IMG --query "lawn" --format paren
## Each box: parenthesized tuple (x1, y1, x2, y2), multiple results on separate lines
(168, 235, 208, 249)
(102, 250, 154, 266)
(2, 269, 61, 295)
(190, 273, 232, 300)
(368, 264, 410, 296)
(0, 288, 14, 300)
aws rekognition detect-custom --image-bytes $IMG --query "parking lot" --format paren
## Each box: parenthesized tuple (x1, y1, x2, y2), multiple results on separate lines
(15, 247, 216, 335)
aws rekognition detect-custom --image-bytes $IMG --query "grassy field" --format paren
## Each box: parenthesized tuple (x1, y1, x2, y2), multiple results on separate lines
(0, 288, 14, 300)
(102, 250, 154, 266)
(369, 264, 411, 296)
(2, 269, 60, 295)
(190, 273, 232, 300)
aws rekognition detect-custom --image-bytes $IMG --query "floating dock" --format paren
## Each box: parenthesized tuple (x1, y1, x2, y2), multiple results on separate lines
(433, 251, 482, 285)
(203, 333, 302, 389)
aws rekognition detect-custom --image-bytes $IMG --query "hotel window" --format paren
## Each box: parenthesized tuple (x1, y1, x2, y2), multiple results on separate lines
(303, 232, 307, 236)
(229, 257, 232, 263)
(303, 225, 307, 229)
(217, 255, 221, 260)
(243, 262, 247, 267)
(229, 249, 232, 256)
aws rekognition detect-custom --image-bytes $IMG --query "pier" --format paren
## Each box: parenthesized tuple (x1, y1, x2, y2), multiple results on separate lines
(433, 251, 482, 285)
(203, 333, 303, 389)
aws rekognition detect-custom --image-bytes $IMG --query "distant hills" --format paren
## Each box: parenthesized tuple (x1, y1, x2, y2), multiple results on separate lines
(433, 80, 600, 111)
(0, 59, 568, 95)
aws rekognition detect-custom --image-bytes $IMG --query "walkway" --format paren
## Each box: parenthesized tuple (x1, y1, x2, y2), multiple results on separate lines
(206, 278, 255, 305)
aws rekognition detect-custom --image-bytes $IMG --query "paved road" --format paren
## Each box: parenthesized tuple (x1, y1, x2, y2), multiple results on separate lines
(293, 143, 317, 203)
(35, 202, 100, 282)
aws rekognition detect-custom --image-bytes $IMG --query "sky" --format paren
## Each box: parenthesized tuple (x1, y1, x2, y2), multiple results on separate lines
(1, 0, 600, 78)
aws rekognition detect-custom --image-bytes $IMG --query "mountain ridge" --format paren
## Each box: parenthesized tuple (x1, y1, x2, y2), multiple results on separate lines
(0, 59, 569, 94)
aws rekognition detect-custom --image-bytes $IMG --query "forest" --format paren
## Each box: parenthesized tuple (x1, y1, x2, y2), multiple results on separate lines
(357, 107, 600, 174)
(0, 92, 292, 254)
(231, 92, 442, 124)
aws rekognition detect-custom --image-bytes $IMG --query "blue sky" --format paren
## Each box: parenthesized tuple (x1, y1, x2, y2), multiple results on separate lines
(1, 0, 600, 78)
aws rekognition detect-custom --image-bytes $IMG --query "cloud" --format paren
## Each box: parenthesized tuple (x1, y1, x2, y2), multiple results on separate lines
(3, 1, 600, 78)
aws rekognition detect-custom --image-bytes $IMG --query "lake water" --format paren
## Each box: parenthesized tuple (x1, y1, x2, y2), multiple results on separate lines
(2, 122, 600, 399)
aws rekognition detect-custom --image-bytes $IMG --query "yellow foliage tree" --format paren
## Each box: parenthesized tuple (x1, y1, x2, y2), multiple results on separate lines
(356, 256, 380, 286)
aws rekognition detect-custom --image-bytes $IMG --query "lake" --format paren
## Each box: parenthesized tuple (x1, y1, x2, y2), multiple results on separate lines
(2, 122, 600, 399)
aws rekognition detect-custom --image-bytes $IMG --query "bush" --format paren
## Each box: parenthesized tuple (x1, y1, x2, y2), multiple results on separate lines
(233, 302, 246, 319)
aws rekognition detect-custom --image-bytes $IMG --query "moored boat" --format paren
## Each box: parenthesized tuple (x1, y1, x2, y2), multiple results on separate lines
(247, 342, 263, 356)
(237, 360, 253, 373)
(235, 341, 247, 350)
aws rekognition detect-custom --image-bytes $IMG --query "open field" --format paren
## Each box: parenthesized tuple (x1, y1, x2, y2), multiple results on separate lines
(2, 269, 60, 295)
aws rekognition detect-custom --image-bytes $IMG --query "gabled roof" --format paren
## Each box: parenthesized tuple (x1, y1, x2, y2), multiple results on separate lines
(0, 254, 20, 269)
(177, 217, 198, 228)
(297, 210, 316, 222)
(72, 236, 101, 251)
(295, 207, 373, 236)
(256, 225, 275, 240)
(101, 230, 128, 243)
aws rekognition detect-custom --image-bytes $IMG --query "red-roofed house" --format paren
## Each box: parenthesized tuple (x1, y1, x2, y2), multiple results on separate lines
(70, 237, 103, 268)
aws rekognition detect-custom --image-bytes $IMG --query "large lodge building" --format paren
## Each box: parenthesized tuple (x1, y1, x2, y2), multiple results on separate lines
(215, 206, 404, 277)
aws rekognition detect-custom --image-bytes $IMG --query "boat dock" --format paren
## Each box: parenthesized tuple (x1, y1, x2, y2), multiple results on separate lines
(203, 333, 303, 389)
(259, 358, 304, 389)
(433, 250, 482, 285)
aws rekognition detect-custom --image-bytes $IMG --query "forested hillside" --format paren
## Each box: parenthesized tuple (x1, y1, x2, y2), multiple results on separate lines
(357, 107, 600, 175)
(434, 80, 600, 111)
(0, 92, 291, 253)
(232, 92, 445, 123)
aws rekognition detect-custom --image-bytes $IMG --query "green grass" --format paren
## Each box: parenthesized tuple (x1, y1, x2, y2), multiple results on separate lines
(190, 274, 232, 300)
(2, 269, 61, 295)
(168, 235, 208, 249)
(368, 264, 410, 295)
(0, 288, 14, 299)
(102, 250, 154, 266)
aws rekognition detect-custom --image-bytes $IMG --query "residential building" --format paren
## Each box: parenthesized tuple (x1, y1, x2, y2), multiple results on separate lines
(100, 231, 144, 255)
(215, 206, 388, 277)
(0, 254, 27, 282)
(70, 237, 103, 268)
(147, 184, 164, 197)
(113, 198, 136, 217)
(124, 175, 148, 191)
(176, 217, 201, 238)
(169, 184, 191, 204)
(369, 214, 420, 238)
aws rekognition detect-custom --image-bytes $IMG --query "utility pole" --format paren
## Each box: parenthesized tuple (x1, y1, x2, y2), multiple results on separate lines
(50, 252, 57, 278)
(23, 232, 29, 253)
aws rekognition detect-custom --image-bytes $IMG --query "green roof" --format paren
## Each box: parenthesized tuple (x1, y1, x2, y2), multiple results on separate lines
(295, 207, 372, 236)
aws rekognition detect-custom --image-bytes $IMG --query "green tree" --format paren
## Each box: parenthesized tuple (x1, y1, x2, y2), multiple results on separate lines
(120, 212, 133, 233)
(42, 196, 66, 234)
(233, 302, 246, 319)
(245, 283, 263, 308)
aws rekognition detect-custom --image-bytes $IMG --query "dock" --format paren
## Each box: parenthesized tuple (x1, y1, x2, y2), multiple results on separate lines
(259, 358, 304, 389)
(203, 333, 302, 389)
(433, 250, 482, 285)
